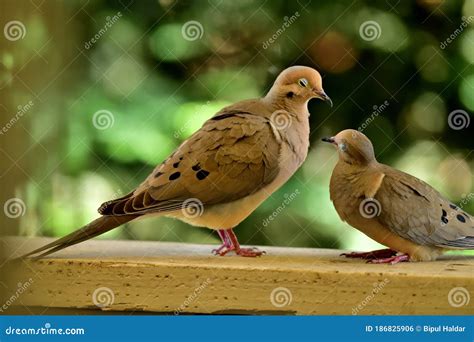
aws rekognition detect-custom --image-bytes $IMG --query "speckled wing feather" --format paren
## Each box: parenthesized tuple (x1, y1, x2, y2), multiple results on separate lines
(374, 165, 474, 249)
(98, 110, 281, 215)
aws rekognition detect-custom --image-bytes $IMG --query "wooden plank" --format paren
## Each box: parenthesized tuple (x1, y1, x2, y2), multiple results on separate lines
(1, 237, 473, 315)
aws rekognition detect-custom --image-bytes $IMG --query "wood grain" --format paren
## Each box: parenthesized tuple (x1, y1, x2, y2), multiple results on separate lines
(1, 237, 473, 315)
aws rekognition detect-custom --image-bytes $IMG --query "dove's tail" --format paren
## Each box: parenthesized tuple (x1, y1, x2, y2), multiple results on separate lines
(443, 237, 474, 249)
(18, 215, 138, 260)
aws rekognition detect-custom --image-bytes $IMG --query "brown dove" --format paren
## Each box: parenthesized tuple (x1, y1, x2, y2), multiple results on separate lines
(21, 66, 332, 259)
(323, 129, 474, 264)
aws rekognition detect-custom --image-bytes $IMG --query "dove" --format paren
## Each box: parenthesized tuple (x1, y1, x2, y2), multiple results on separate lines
(323, 129, 474, 264)
(21, 66, 332, 259)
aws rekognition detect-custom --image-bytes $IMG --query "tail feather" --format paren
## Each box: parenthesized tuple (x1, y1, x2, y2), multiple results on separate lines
(19, 215, 138, 259)
(441, 236, 474, 249)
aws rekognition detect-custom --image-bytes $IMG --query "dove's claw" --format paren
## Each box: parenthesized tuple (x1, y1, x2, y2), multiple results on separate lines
(341, 249, 397, 260)
(368, 254, 410, 265)
(235, 247, 265, 257)
(212, 244, 234, 256)
(212, 229, 264, 257)
(342, 249, 410, 264)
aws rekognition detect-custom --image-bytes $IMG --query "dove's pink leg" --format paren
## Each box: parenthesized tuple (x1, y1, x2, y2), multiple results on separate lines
(212, 230, 234, 255)
(341, 248, 397, 260)
(368, 254, 410, 265)
(213, 229, 265, 257)
(226, 229, 265, 257)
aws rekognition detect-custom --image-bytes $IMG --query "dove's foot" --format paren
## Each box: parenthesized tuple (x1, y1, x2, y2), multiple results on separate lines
(213, 229, 264, 257)
(227, 229, 265, 257)
(341, 248, 397, 260)
(368, 254, 410, 265)
(212, 244, 234, 256)
(235, 247, 265, 257)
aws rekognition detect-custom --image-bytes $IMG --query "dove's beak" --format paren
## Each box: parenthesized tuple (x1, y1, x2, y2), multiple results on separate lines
(315, 90, 333, 108)
(322, 136, 336, 144)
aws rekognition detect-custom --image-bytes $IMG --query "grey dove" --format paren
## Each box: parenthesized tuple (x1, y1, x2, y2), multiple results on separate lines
(323, 129, 474, 264)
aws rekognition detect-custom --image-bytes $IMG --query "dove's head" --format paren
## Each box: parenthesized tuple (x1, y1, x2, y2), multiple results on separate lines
(322, 129, 376, 165)
(267, 66, 332, 108)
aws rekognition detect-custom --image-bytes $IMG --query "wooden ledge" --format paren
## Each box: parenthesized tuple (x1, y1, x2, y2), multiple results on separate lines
(1, 237, 473, 315)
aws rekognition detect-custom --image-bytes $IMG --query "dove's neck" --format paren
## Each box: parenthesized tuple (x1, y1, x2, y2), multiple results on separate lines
(263, 92, 311, 118)
(335, 159, 379, 174)
(332, 161, 382, 196)
(262, 96, 311, 168)
(330, 161, 382, 208)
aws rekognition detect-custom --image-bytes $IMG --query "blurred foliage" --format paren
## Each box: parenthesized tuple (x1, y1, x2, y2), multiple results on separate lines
(2, 0, 473, 253)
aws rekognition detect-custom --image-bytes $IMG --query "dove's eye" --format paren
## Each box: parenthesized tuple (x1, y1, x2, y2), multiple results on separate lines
(298, 78, 308, 87)
(339, 143, 348, 152)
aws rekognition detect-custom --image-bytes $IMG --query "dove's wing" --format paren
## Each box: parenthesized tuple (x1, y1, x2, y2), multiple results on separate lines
(98, 110, 281, 215)
(374, 165, 474, 249)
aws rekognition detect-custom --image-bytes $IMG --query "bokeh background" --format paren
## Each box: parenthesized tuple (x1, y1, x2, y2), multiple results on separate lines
(1, 0, 473, 254)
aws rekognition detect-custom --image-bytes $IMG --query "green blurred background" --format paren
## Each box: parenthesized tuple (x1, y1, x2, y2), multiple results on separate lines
(1, 0, 473, 253)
